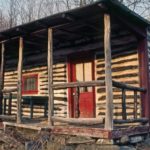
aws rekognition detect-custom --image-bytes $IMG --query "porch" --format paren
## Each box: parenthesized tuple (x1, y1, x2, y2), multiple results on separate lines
(0, 84, 149, 143)
(0, 77, 149, 141)
(0, 0, 150, 142)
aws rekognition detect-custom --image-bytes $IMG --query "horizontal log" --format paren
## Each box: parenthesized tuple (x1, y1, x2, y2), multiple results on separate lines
(3, 122, 42, 131)
(52, 117, 148, 125)
(114, 118, 148, 124)
(52, 126, 111, 139)
(3, 95, 17, 99)
(112, 81, 146, 92)
(52, 126, 149, 139)
(54, 35, 136, 57)
(52, 80, 105, 89)
(0, 115, 16, 121)
(2, 88, 17, 93)
(52, 117, 104, 125)
(112, 126, 149, 139)
(52, 80, 145, 92)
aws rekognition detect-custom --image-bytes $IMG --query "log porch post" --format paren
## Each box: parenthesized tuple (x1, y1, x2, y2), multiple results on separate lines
(47, 28, 53, 126)
(0, 43, 5, 114)
(104, 14, 113, 130)
(138, 34, 150, 120)
(17, 37, 23, 124)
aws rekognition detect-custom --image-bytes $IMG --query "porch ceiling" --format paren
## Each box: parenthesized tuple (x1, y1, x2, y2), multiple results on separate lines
(4, 16, 138, 71)
(4, 17, 103, 57)
(4, 13, 133, 56)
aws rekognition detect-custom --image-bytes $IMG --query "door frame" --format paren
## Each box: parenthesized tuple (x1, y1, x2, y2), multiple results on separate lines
(67, 52, 95, 118)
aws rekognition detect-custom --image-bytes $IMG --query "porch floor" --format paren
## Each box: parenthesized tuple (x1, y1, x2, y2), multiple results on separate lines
(0, 116, 149, 140)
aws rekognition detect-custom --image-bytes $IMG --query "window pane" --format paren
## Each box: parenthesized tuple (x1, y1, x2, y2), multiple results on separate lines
(84, 62, 92, 81)
(75, 62, 93, 92)
(76, 63, 83, 82)
(76, 63, 84, 92)
(84, 62, 92, 92)
(24, 76, 37, 91)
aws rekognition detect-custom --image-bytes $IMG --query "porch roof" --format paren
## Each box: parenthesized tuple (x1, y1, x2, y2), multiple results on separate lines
(0, 0, 149, 42)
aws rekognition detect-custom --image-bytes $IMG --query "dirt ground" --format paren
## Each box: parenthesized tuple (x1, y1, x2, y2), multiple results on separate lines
(0, 128, 150, 150)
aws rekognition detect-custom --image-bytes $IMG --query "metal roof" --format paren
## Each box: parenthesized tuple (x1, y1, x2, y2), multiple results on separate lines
(0, 0, 149, 42)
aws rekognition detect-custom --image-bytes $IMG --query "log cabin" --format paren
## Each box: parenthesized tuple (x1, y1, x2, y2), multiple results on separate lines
(0, 0, 150, 140)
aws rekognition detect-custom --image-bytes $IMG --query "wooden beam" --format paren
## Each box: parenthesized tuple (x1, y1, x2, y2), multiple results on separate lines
(52, 117, 148, 125)
(111, 126, 149, 139)
(8, 93, 12, 115)
(113, 81, 146, 92)
(0, 115, 16, 121)
(122, 89, 127, 120)
(52, 80, 105, 89)
(74, 87, 79, 118)
(17, 37, 23, 124)
(24, 40, 44, 47)
(114, 14, 146, 38)
(114, 118, 148, 124)
(134, 91, 138, 119)
(52, 126, 111, 139)
(3, 98, 6, 115)
(3, 121, 42, 131)
(2, 88, 17, 93)
(47, 28, 53, 126)
(0, 43, 5, 114)
(104, 14, 113, 130)
(52, 117, 104, 125)
(138, 36, 150, 120)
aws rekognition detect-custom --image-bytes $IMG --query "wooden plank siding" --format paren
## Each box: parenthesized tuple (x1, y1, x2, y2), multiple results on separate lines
(95, 47, 141, 120)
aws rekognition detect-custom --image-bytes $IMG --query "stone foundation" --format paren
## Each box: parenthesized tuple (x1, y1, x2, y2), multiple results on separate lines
(0, 125, 149, 150)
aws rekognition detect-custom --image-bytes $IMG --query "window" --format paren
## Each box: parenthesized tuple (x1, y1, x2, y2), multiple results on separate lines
(75, 62, 92, 92)
(22, 74, 38, 94)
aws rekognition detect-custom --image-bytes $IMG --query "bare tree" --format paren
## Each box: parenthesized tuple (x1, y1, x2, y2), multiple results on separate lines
(119, 0, 150, 18)
(6, 0, 20, 28)
(0, 0, 150, 31)
(0, 9, 9, 31)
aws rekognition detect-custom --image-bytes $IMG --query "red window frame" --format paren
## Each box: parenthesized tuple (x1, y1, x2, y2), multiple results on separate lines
(22, 74, 38, 94)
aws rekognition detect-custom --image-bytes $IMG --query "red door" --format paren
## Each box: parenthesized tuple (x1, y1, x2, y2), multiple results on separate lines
(68, 56, 95, 118)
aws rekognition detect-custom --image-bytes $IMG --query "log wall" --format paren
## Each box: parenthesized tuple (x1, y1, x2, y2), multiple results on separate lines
(3, 49, 141, 119)
(3, 56, 68, 118)
(3, 29, 142, 120)
(95, 48, 141, 119)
